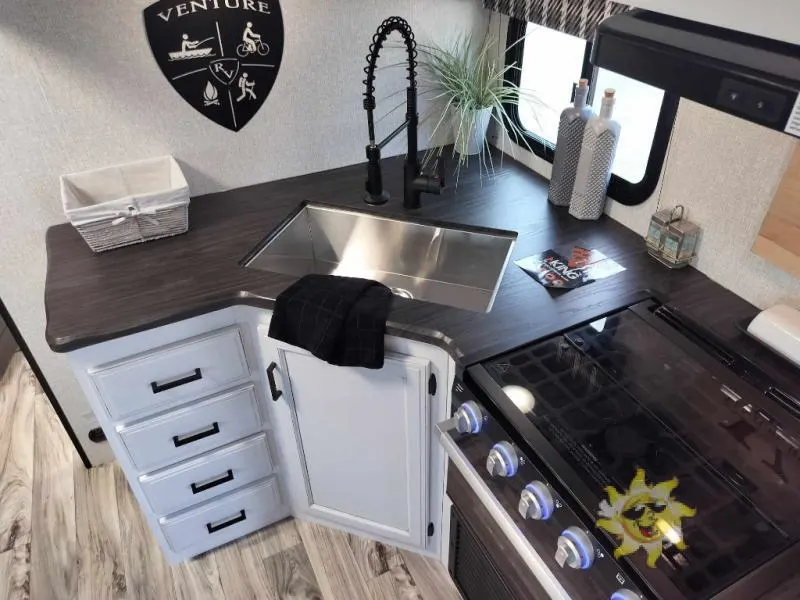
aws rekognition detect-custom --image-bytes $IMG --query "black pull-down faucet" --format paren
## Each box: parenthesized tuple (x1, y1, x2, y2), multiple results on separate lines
(363, 17, 444, 209)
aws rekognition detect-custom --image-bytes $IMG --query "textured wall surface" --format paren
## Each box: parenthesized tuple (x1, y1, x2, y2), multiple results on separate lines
(617, 100, 800, 309)
(0, 0, 487, 465)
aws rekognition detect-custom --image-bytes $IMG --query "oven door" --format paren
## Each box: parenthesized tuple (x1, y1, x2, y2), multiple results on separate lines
(437, 416, 571, 600)
(448, 465, 549, 600)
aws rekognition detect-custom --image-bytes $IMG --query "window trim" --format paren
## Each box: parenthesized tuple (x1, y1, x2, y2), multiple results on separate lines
(502, 17, 679, 206)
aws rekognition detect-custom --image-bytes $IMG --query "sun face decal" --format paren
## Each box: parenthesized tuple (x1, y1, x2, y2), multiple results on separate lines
(597, 468, 696, 568)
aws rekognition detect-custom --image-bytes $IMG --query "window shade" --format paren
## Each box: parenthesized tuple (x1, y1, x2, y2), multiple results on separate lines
(483, 0, 628, 40)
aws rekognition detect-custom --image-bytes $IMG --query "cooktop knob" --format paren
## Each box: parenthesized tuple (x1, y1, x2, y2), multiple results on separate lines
(454, 401, 483, 435)
(610, 590, 641, 600)
(555, 527, 595, 570)
(486, 441, 519, 477)
(518, 481, 555, 520)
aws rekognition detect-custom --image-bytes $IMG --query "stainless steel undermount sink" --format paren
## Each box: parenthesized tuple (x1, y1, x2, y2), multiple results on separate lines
(242, 202, 517, 313)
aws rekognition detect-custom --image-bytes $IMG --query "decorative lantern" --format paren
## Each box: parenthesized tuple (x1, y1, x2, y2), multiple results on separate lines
(647, 205, 700, 269)
(645, 208, 675, 253)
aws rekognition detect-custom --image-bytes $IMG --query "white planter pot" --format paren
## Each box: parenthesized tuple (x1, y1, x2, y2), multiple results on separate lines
(452, 107, 493, 156)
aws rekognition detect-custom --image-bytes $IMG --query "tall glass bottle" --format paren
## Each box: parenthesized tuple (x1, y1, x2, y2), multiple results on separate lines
(548, 79, 593, 207)
(569, 89, 621, 221)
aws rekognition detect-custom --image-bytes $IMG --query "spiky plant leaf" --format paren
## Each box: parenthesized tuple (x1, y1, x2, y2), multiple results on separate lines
(417, 31, 544, 183)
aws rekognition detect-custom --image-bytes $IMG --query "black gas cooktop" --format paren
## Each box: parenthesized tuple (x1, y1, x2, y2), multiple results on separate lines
(464, 299, 800, 599)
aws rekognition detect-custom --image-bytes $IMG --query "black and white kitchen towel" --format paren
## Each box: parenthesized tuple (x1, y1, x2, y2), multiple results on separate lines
(268, 275, 393, 370)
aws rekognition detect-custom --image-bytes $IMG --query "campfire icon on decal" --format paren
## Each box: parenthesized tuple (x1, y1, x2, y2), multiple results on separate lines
(203, 81, 220, 107)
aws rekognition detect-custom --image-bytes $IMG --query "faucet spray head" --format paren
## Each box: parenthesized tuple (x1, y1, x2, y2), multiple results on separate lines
(364, 144, 390, 206)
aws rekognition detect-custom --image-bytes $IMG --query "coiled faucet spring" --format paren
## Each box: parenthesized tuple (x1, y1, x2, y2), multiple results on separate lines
(362, 17, 443, 209)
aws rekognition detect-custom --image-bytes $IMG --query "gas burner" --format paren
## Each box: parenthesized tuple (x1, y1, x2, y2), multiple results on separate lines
(604, 423, 651, 460)
(585, 392, 632, 421)
(561, 408, 598, 432)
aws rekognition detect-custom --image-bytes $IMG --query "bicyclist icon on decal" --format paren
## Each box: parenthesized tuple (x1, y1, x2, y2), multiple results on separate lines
(238, 22, 270, 57)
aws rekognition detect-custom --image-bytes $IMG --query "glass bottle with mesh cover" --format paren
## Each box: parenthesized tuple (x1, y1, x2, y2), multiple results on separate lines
(569, 89, 621, 220)
(548, 79, 593, 207)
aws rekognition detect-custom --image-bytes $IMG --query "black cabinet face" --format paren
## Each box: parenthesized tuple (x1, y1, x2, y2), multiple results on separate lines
(144, 0, 284, 131)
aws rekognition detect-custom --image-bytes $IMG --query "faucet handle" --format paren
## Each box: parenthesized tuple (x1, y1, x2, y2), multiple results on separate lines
(435, 155, 446, 189)
(411, 155, 446, 197)
(427, 155, 446, 192)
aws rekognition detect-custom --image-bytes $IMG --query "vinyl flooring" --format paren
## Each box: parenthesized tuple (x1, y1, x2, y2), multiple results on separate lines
(0, 353, 462, 600)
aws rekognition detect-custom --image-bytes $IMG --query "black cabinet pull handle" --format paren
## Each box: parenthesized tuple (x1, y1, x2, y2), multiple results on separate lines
(151, 368, 202, 394)
(206, 509, 247, 534)
(172, 422, 220, 448)
(267, 362, 283, 401)
(191, 469, 234, 494)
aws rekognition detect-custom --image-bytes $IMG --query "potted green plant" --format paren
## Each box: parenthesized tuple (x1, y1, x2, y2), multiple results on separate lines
(418, 32, 538, 179)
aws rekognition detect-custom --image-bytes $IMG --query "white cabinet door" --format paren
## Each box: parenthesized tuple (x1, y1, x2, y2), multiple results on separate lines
(270, 342, 430, 549)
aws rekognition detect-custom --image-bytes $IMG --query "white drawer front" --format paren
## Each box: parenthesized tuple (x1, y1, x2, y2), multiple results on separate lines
(159, 478, 282, 554)
(91, 327, 249, 420)
(119, 385, 262, 472)
(139, 434, 274, 515)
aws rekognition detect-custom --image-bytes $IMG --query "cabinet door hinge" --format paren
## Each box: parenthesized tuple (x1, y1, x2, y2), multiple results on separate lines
(428, 373, 437, 396)
(427, 522, 435, 537)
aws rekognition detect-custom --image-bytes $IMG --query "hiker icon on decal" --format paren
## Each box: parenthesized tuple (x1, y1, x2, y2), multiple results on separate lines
(236, 73, 257, 102)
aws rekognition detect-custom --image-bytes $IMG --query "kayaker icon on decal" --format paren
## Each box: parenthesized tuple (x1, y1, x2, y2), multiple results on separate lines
(144, 0, 283, 131)
(170, 34, 216, 61)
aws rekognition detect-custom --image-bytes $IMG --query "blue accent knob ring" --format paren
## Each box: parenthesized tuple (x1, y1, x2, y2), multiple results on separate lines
(493, 442, 516, 476)
(462, 402, 480, 434)
(524, 483, 554, 520)
(561, 528, 593, 569)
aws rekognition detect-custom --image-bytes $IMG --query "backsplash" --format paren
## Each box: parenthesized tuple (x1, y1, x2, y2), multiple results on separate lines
(608, 100, 800, 310)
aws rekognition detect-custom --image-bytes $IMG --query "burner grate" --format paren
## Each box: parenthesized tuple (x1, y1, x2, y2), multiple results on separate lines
(487, 313, 792, 598)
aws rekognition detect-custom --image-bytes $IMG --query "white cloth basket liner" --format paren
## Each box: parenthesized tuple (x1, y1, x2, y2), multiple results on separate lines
(61, 156, 189, 226)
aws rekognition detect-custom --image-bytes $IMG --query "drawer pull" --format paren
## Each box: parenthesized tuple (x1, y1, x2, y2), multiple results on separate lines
(206, 509, 247, 534)
(173, 422, 220, 448)
(151, 368, 203, 394)
(267, 362, 283, 401)
(190, 469, 235, 494)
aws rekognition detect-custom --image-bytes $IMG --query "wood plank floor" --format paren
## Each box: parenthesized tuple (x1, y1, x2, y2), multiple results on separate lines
(0, 353, 461, 600)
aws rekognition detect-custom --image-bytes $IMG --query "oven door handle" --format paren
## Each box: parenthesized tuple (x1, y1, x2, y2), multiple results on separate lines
(435, 418, 572, 600)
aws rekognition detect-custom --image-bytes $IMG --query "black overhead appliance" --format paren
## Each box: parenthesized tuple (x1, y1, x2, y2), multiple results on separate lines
(440, 298, 800, 600)
(592, 10, 800, 138)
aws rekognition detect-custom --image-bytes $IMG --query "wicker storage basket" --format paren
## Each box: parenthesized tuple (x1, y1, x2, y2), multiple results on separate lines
(61, 156, 190, 252)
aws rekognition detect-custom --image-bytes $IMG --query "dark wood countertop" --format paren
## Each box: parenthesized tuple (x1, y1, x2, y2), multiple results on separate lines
(45, 151, 800, 596)
(45, 152, 795, 387)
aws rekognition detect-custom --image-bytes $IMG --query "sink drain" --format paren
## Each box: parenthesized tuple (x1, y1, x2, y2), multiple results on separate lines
(391, 287, 414, 300)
